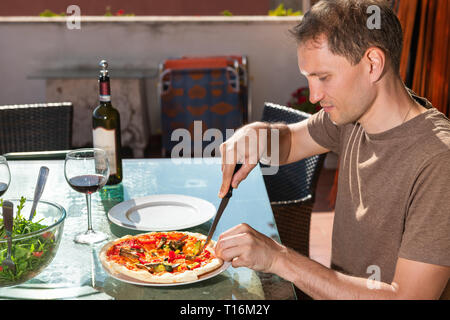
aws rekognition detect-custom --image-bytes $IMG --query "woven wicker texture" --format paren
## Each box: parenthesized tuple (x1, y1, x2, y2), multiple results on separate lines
(0, 103, 73, 154)
(260, 102, 325, 258)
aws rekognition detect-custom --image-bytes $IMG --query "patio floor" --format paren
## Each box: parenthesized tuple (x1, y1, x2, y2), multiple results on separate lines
(309, 168, 336, 267)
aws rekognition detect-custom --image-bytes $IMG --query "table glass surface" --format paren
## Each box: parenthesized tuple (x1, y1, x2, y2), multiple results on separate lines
(0, 158, 296, 300)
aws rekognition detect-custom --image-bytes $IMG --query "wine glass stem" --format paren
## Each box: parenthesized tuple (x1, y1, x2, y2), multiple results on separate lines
(85, 193, 93, 231)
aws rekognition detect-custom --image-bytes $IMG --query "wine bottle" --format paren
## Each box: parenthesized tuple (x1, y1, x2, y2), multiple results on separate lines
(92, 59, 123, 185)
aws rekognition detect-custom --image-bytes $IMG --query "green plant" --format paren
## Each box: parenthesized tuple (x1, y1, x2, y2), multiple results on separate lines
(221, 10, 233, 16)
(269, 4, 302, 16)
(104, 6, 113, 16)
(39, 9, 66, 17)
(105, 6, 135, 16)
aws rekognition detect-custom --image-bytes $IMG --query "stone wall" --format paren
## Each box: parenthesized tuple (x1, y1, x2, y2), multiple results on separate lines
(0, 16, 307, 151)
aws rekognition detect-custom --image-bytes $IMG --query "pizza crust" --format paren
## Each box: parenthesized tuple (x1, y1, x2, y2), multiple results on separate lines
(99, 231, 224, 284)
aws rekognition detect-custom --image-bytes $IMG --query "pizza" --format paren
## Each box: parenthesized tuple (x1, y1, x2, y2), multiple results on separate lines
(99, 231, 223, 283)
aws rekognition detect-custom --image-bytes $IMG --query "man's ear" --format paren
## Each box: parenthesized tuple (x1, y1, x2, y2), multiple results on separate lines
(364, 47, 386, 82)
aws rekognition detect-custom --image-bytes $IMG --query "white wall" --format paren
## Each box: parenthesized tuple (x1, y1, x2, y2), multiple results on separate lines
(0, 16, 307, 134)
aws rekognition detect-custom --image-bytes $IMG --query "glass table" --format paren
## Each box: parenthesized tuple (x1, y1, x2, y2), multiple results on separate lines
(0, 158, 296, 300)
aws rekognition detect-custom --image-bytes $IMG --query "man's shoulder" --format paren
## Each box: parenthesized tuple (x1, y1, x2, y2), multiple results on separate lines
(412, 92, 450, 147)
(421, 108, 450, 150)
(412, 109, 450, 176)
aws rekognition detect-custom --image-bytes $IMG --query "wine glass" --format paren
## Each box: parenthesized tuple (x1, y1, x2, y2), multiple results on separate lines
(64, 148, 110, 244)
(0, 156, 11, 197)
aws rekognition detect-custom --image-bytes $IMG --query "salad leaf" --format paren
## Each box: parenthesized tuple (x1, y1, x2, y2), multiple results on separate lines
(0, 197, 56, 285)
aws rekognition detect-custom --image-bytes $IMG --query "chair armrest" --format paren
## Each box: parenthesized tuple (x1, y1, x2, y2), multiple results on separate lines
(3, 150, 71, 160)
(270, 194, 313, 206)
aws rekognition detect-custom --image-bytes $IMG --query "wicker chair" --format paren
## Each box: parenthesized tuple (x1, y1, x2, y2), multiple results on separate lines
(260, 102, 326, 257)
(0, 102, 73, 155)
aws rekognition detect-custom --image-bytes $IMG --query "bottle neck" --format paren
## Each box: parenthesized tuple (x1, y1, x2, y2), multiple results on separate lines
(99, 75, 111, 104)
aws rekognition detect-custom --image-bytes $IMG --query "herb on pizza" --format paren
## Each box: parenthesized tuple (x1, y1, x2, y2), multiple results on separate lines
(100, 231, 223, 283)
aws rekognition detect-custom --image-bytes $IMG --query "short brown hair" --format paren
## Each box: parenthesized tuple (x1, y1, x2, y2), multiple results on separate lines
(290, 0, 403, 73)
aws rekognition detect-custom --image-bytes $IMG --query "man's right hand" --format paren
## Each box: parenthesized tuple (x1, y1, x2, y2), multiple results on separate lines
(218, 117, 330, 198)
(218, 122, 269, 198)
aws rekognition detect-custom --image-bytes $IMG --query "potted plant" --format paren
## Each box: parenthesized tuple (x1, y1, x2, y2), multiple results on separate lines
(287, 87, 320, 114)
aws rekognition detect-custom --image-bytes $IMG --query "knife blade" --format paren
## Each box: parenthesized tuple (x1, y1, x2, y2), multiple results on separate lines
(200, 163, 242, 253)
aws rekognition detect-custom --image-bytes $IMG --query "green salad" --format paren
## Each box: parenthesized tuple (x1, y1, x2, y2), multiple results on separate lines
(0, 197, 56, 285)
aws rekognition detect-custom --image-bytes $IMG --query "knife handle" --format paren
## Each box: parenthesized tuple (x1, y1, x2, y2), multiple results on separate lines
(225, 163, 243, 198)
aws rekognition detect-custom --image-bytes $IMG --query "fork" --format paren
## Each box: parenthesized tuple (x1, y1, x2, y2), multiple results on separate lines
(28, 166, 49, 221)
(2, 200, 16, 274)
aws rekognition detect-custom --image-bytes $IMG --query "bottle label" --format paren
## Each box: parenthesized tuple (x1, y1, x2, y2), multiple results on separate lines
(99, 81, 111, 102)
(93, 127, 117, 175)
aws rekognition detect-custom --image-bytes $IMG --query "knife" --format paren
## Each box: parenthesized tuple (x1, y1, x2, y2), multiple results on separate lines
(200, 163, 242, 254)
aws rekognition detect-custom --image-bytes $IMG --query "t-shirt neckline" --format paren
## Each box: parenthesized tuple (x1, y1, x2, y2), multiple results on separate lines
(363, 95, 435, 141)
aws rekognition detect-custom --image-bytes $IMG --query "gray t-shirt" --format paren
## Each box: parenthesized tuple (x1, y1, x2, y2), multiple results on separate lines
(307, 94, 450, 296)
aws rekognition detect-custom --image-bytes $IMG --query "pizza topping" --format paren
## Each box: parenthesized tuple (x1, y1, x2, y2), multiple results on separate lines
(191, 240, 202, 256)
(103, 232, 223, 283)
(119, 248, 140, 261)
(136, 262, 182, 273)
(168, 250, 176, 262)
(168, 239, 186, 251)
(186, 262, 201, 270)
(167, 234, 189, 251)
(163, 263, 180, 272)
(157, 237, 167, 249)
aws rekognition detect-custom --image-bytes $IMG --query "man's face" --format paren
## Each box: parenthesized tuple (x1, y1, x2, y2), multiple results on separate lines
(297, 37, 376, 125)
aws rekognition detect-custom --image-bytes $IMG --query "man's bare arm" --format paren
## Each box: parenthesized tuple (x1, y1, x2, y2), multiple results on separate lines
(219, 120, 329, 197)
(273, 247, 450, 300)
(283, 120, 329, 165)
(216, 224, 449, 300)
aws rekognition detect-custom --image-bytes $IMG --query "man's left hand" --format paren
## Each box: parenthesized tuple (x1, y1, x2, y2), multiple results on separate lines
(215, 223, 286, 273)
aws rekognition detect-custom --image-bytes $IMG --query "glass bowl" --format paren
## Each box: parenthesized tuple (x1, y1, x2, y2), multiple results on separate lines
(0, 198, 66, 287)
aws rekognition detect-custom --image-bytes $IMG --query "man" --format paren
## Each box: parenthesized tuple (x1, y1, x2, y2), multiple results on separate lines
(215, 0, 450, 299)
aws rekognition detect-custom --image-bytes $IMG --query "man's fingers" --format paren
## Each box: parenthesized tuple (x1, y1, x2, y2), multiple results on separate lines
(231, 163, 256, 189)
(217, 245, 242, 262)
(218, 223, 253, 241)
(231, 256, 248, 269)
(216, 232, 245, 256)
(220, 161, 256, 196)
(219, 163, 235, 198)
(219, 141, 238, 198)
(216, 240, 251, 269)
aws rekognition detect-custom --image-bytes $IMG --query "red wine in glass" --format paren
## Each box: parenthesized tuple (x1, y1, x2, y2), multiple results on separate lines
(68, 175, 107, 194)
(64, 148, 110, 244)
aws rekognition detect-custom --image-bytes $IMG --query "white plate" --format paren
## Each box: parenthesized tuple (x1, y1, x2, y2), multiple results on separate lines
(107, 194, 216, 231)
(99, 240, 230, 287)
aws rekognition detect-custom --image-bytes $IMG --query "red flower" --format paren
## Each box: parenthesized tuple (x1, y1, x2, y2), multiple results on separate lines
(297, 95, 307, 104)
(116, 9, 125, 16)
